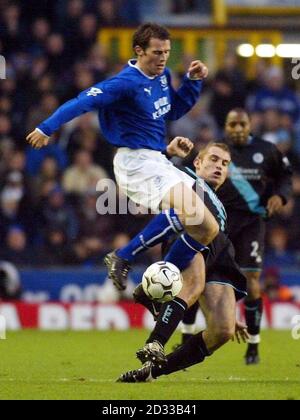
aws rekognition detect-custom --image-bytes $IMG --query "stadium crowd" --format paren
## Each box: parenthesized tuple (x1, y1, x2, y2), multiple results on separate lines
(0, 0, 300, 279)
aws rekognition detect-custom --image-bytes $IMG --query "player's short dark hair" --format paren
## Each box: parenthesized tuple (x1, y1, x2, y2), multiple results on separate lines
(197, 142, 231, 161)
(227, 108, 249, 118)
(132, 23, 170, 51)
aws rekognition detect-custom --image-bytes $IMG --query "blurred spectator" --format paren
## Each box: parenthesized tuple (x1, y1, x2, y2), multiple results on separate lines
(0, 112, 13, 139)
(78, 190, 117, 240)
(246, 59, 269, 94)
(261, 109, 292, 149)
(0, 96, 13, 114)
(26, 92, 59, 133)
(0, 170, 33, 239)
(86, 44, 109, 81)
(77, 14, 98, 53)
(0, 226, 32, 266)
(263, 267, 294, 302)
(63, 114, 114, 174)
(96, 0, 121, 27)
(0, 261, 22, 300)
(28, 18, 51, 56)
(169, 98, 218, 142)
(7, 150, 27, 173)
(46, 33, 67, 75)
(1, 3, 26, 54)
(0, 139, 14, 176)
(265, 226, 297, 266)
(31, 156, 61, 202)
(250, 66, 299, 123)
(111, 232, 130, 250)
(210, 73, 244, 129)
(26, 142, 68, 176)
(62, 150, 108, 195)
(59, 0, 84, 38)
(215, 52, 247, 106)
(36, 227, 83, 266)
(38, 186, 79, 242)
(1, 171, 25, 203)
(30, 56, 50, 83)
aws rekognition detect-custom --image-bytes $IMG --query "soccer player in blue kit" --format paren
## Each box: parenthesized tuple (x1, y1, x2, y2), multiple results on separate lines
(27, 23, 219, 288)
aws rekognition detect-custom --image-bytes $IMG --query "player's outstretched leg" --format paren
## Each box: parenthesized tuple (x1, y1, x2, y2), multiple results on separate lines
(118, 283, 245, 383)
(136, 253, 205, 366)
(105, 183, 218, 291)
(104, 209, 184, 291)
(118, 331, 210, 383)
(119, 331, 211, 383)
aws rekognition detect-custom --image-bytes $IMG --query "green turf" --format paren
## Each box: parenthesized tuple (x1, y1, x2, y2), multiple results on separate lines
(0, 330, 299, 400)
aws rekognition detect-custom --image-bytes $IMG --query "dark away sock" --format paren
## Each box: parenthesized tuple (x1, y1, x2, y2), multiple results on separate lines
(245, 297, 263, 337)
(147, 297, 188, 347)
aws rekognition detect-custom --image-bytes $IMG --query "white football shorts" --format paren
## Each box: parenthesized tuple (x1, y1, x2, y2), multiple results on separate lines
(114, 148, 194, 212)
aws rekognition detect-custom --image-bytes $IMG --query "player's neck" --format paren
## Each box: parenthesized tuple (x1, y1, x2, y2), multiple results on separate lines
(134, 60, 157, 79)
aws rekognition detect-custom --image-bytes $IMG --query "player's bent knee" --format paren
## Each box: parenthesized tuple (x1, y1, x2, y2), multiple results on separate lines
(215, 327, 235, 345)
(206, 221, 219, 243)
(186, 219, 219, 245)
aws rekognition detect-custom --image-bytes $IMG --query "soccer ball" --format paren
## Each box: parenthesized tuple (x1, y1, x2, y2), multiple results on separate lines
(142, 261, 183, 303)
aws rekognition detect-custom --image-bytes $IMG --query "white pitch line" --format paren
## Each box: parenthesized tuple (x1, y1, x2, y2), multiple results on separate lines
(0, 378, 115, 383)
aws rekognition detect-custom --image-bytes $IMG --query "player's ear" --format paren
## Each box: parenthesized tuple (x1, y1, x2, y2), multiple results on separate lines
(193, 157, 200, 169)
(134, 46, 144, 57)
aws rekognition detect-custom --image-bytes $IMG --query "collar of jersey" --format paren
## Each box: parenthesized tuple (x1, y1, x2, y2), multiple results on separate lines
(247, 135, 254, 145)
(184, 167, 216, 193)
(185, 166, 227, 219)
(128, 59, 157, 80)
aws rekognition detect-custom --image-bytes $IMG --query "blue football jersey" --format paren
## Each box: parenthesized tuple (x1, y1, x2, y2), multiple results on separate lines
(37, 60, 203, 151)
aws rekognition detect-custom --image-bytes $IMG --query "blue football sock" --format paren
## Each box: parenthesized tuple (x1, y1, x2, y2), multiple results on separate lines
(116, 209, 183, 262)
(164, 234, 208, 271)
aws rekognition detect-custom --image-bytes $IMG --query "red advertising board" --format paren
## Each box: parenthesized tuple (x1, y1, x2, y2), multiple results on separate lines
(0, 301, 300, 331)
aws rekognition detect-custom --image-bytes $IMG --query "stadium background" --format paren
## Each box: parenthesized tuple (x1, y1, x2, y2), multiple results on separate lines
(0, 0, 300, 330)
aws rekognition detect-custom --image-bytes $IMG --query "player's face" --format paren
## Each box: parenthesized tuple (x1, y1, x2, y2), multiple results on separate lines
(194, 147, 231, 189)
(225, 111, 251, 146)
(136, 38, 171, 77)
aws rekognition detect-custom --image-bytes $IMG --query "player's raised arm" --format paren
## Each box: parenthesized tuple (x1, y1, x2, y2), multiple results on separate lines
(166, 60, 208, 121)
(26, 77, 131, 148)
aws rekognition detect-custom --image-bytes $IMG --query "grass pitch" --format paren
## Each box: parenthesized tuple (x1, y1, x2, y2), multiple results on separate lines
(0, 330, 299, 400)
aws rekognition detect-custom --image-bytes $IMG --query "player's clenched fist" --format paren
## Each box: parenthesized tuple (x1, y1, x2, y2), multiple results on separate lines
(26, 129, 50, 149)
(188, 60, 209, 80)
(167, 136, 194, 158)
